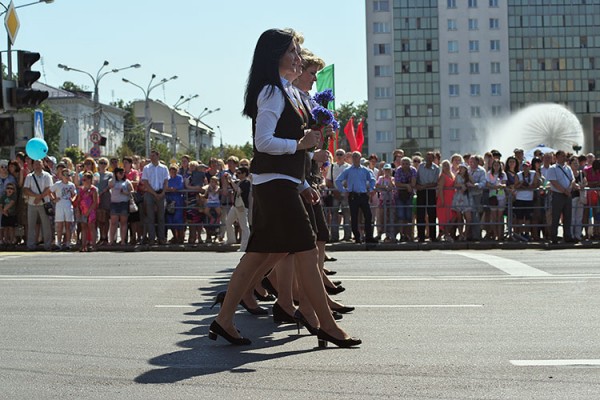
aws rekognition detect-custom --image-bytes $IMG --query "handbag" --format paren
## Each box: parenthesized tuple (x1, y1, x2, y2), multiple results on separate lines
(129, 196, 138, 213)
(32, 173, 54, 216)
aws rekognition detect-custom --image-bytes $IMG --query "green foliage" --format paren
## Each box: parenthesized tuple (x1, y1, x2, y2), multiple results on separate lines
(112, 100, 146, 156)
(334, 100, 368, 155)
(60, 81, 88, 92)
(64, 146, 85, 165)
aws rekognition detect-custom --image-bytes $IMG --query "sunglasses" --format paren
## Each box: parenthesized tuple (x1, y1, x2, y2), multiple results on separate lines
(6, 187, 15, 190)
(98, 161, 108, 165)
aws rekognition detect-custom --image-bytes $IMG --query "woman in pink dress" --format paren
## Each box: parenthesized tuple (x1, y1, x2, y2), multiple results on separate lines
(77, 172, 98, 252)
(436, 160, 456, 241)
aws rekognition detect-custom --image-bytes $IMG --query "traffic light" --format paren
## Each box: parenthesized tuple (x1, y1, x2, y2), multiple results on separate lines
(9, 50, 49, 109)
(0, 116, 15, 147)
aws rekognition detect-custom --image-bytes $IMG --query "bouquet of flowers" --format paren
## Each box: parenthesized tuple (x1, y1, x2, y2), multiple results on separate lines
(311, 89, 338, 150)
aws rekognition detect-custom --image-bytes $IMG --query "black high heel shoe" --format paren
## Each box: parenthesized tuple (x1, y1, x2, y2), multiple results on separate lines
(210, 291, 226, 309)
(332, 280, 342, 286)
(211, 291, 268, 315)
(208, 321, 251, 345)
(272, 302, 296, 324)
(331, 305, 355, 314)
(261, 277, 279, 297)
(316, 329, 361, 348)
(240, 300, 269, 315)
(254, 290, 276, 302)
(332, 311, 343, 320)
(326, 285, 346, 295)
(323, 268, 337, 275)
(293, 310, 319, 335)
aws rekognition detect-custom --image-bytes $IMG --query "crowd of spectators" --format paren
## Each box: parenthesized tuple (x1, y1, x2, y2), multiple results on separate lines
(0, 146, 598, 251)
(321, 147, 600, 245)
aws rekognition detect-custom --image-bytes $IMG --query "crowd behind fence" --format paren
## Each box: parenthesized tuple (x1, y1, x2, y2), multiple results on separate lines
(1, 150, 599, 250)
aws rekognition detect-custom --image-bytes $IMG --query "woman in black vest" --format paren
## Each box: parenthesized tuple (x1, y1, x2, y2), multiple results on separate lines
(209, 28, 360, 348)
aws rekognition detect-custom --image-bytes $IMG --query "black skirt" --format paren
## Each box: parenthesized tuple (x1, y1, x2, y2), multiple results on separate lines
(311, 202, 330, 243)
(246, 179, 316, 253)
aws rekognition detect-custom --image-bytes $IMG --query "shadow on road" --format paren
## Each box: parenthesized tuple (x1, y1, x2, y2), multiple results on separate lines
(135, 272, 317, 384)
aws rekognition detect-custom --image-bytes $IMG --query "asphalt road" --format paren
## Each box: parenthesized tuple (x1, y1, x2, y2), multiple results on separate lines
(1, 249, 599, 399)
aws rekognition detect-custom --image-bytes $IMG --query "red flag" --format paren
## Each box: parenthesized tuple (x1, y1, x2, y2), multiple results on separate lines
(344, 117, 358, 152)
(355, 118, 365, 153)
(328, 128, 338, 154)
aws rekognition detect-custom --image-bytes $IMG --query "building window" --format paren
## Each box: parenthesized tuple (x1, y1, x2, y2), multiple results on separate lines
(374, 43, 391, 55)
(374, 65, 391, 76)
(426, 61, 433, 73)
(580, 36, 588, 48)
(449, 107, 460, 118)
(489, 18, 499, 29)
(373, 22, 391, 33)
(491, 105, 502, 115)
(491, 84, 501, 96)
(450, 128, 460, 141)
(469, 40, 479, 52)
(427, 104, 434, 116)
(375, 87, 391, 98)
(449, 63, 459, 74)
(376, 130, 393, 142)
(448, 19, 457, 31)
(489, 0, 498, 7)
(490, 40, 500, 51)
(402, 62, 410, 73)
(375, 109, 392, 120)
(538, 59, 546, 71)
(449, 85, 460, 97)
(590, 58, 596, 69)
(447, 0, 457, 8)
(426, 39, 432, 51)
(401, 39, 410, 52)
(373, 0, 389, 12)
(470, 84, 481, 96)
(589, 80, 596, 91)
(468, 19, 478, 30)
(516, 59, 524, 71)
(470, 63, 480, 74)
(428, 126, 434, 139)
(406, 127, 412, 138)
(552, 58, 560, 70)
(471, 106, 481, 118)
(404, 105, 411, 117)
(468, 0, 477, 8)
(491, 62, 501, 74)
(448, 41, 458, 53)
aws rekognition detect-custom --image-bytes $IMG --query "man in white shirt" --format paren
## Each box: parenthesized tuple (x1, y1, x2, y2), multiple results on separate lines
(142, 150, 169, 245)
(23, 160, 54, 250)
(546, 150, 576, 244)
(326, 149, 352, 242)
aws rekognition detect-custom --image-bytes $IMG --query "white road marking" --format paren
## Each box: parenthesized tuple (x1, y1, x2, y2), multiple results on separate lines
(449, 252, 551, 277)
(511, 359, 600, 367)
(354, 304, 483, 308)
(154, 305, 196, 308)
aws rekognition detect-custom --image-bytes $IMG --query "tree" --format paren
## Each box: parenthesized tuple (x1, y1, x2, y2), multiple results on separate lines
(334, 100, 368, 155)
(64, 146, 85, 165)
(60, 81, 88, 92)
(112, 100, 145, 157)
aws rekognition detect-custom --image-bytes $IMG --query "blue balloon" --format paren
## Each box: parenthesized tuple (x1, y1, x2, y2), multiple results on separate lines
(26, 138, 49, 160)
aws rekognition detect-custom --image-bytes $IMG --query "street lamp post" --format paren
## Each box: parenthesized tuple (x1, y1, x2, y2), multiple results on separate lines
(57, 61, 141, 148)
(217, 125, 224, 158)
(193, 107, 220, 161)
(122, 74, 178, 158)
(170, 93, 198, 159)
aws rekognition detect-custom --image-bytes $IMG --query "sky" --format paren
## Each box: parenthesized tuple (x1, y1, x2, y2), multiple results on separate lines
(11, 0, 367, 146)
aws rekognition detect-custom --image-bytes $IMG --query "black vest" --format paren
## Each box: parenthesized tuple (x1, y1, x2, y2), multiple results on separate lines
(251, 91, 306, 181)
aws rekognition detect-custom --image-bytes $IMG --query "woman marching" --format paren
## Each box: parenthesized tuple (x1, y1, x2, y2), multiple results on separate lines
(210, 28, 360, 348)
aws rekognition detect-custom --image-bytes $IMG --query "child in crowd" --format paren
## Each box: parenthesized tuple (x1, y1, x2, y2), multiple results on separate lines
(76, 172, 98, 252)
(0, 182, 18, 247)
(204, 175, 221, 242)
(50, 168, 77, 250)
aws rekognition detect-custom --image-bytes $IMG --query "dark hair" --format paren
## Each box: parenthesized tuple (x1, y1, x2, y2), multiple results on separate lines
(593, 159, 600, 172)
(122, 156, 133, 164)
(113, 167, 125, 181)
(488, 159, 504, 176)
(8, 160, 20, 173)
(237, 166, 249, 176)
(531, 157, 542, 171)
(505, 156, 518, 173)
(243, 28, 296, 120)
